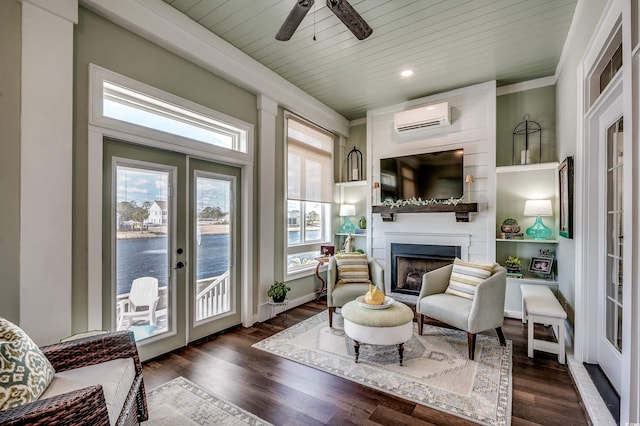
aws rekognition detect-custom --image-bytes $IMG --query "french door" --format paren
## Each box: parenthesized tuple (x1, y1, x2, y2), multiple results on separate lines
(104, 139, 241, 360)
(597, 114, 624, 393)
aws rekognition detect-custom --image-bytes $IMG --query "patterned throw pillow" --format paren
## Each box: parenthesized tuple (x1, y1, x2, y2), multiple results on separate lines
(0, 317, 55, 411)
(445, 258, 495, 300)
(335, 253, 371, 283)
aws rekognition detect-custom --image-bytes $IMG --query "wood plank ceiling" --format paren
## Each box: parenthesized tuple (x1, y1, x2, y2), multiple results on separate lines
(162, 0, 578, 120)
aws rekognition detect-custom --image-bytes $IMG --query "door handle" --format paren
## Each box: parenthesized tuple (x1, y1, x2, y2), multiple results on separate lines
(174, 261, 185, 270)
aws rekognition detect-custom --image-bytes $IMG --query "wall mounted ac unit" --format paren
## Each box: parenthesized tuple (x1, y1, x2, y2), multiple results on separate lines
(393, 102, 451, 133)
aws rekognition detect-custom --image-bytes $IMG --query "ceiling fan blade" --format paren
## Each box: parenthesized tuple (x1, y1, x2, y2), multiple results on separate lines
(326, 0, 373, 40)
(276, 0, 315, 41)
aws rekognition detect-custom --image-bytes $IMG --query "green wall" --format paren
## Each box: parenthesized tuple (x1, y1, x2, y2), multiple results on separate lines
(0, 1, 22, 323)
(496, 85, 556, 167)
(336, 122, 367, 182)
(73, 8, 259, 331)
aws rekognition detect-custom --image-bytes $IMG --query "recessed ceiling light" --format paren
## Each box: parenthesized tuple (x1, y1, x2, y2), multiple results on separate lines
(400, 69, 414, 78)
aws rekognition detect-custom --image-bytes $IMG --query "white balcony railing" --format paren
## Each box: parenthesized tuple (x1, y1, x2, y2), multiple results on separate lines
(196, 271, 230, 321)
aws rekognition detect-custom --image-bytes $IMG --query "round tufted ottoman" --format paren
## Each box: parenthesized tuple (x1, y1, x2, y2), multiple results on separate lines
(341, 300, 414, 365)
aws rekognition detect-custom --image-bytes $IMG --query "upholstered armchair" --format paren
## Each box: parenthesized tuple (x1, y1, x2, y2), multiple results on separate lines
(416, 260, 507, 360)
(326, 253, 384, 327)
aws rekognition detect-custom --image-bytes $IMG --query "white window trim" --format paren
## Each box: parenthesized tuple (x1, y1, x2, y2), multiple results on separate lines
(284, 113, 335, 280)
(89, 64, 254, 166)
(87, 64, 255, 330)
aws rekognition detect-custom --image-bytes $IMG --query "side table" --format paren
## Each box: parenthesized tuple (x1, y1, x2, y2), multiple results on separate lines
(267, 299, 288, 328)
(314, 256, 330, 300)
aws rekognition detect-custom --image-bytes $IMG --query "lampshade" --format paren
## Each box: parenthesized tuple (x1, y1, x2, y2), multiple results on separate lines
(465, 174, 474, 183)
(523, 199, 552, 217)
(339, 204, 356, 217)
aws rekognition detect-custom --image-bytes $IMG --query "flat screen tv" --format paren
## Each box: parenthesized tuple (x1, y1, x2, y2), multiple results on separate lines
(379, 149, 464, 202)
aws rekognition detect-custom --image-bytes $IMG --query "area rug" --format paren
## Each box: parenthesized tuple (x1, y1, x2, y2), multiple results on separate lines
(145, 376, 273, 425)
(252, 310, 512, 426)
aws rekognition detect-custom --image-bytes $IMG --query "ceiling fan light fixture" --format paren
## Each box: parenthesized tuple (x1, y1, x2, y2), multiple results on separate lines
(276, 0, 315, 41)
(326, 0, 373, 40)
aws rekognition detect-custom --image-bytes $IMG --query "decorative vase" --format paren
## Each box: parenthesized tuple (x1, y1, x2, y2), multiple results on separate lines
(358, 216, 366, 229)
(272, 294, 286, 303)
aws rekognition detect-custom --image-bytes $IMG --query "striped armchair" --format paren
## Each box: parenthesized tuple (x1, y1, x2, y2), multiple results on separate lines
(326, 254, 385, 328)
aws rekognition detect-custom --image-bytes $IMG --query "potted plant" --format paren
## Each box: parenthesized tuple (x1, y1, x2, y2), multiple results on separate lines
(505, 256, 522, 275)
(267, 281, 290, 303)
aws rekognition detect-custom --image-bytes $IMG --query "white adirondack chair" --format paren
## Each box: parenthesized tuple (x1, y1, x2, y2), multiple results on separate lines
(117, 277, 160, 329)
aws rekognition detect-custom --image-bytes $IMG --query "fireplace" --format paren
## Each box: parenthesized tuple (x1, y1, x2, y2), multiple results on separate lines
(390, 243, 461, 295)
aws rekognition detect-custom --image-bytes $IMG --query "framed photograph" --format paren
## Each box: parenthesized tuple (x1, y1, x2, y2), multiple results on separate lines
(320, 245, 335, 256)
(559, 156, 574, 239)
(528, 257, 554, 275)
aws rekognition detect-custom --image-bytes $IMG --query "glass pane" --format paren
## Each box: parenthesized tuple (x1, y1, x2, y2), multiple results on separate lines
(195, 176, 232, 321)
(304, 201, 324, 242)
(287, 200, 301, 245)
(103, 81, 246, 153)
(115, 166, 169, 341)
(605, 118, 623, 353)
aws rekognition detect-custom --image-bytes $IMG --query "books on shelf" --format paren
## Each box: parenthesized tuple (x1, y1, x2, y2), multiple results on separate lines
(507, 272, 523, 278)
(498, 232, 524, 240)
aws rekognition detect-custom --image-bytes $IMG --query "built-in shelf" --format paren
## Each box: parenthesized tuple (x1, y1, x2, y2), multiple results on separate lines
(496, 238, 559, 243)
(371, 203, 478, 222)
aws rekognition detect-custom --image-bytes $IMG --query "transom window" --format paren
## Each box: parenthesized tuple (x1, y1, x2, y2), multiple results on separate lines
(285, 115, 334, 276)
(102, 81, 247, 153)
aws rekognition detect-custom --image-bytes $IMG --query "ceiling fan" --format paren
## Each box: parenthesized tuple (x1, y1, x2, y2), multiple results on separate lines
(276, 0, 373, 41)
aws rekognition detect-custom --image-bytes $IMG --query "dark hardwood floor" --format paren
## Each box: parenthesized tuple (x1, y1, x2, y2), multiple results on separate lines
(142, 300, 590, 425)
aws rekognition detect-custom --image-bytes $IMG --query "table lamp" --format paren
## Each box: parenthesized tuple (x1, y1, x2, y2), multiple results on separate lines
(339, 204, 356, 233)
(523, 199, 553, 240)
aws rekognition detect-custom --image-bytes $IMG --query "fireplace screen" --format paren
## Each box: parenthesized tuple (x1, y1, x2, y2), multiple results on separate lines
(390, 243, 461, 295)
(396, 257, 453, 293)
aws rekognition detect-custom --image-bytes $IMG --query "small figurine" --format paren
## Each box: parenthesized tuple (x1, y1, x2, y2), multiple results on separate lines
(343, 234, 355, 253)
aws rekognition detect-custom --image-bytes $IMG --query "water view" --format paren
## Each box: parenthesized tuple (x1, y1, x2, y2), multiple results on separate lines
(116, 234, 229, 294)
(117, 230, 321, 294)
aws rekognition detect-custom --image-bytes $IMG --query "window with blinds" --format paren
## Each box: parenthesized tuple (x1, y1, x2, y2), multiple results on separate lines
(285, 116, 334, 276)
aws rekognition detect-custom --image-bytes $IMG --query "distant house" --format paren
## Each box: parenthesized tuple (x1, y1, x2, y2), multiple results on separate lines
(147, 201, 168, 225)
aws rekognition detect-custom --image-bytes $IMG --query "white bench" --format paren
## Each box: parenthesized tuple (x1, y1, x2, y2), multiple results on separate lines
(521, 284, 567, 364)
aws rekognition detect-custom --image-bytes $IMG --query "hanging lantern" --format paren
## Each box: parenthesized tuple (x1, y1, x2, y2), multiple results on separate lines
(347, 146, 363, 181)
(512, 114, 542, 165)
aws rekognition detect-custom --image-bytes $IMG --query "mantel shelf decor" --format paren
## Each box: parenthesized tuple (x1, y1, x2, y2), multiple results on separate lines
(372, 202, 478, 222)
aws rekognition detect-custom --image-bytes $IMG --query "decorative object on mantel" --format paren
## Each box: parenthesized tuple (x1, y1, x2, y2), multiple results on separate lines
(372, 198, 477, 222)
(465, 174, 474, 202)
(512, 114, 542, 165)
(523, 199, 553, 240)
(381, 196, 465, 208)
(346, 146, 363, 181)
(339, 204, 356, 233)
